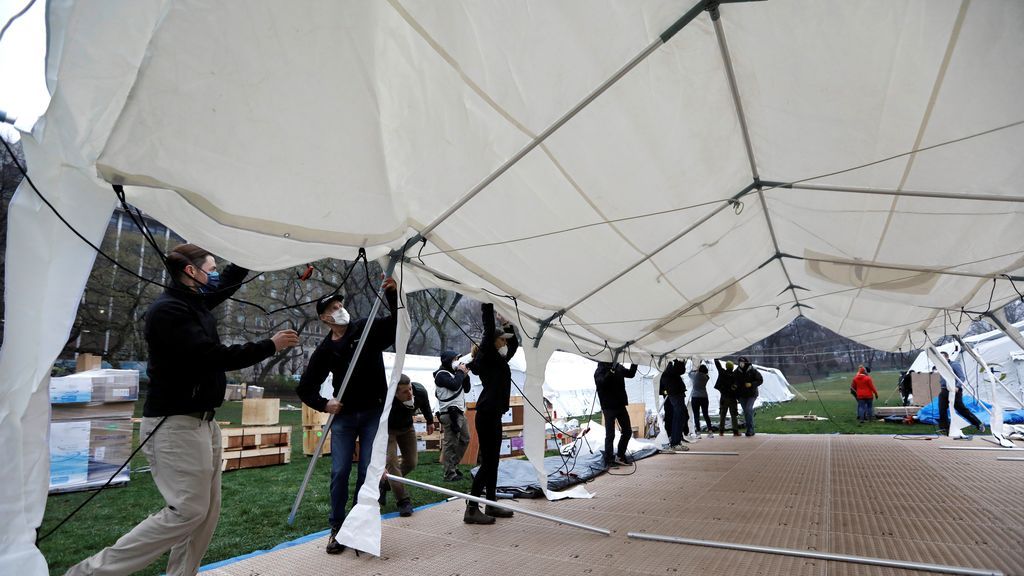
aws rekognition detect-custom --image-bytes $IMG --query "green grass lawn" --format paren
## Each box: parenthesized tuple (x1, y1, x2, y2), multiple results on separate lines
(753, 370, 938, 435)
(39, 400, 473, 575)
(40, 371, 939, 574)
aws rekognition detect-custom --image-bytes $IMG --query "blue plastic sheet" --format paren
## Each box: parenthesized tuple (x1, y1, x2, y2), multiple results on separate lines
(915, 395, 991, 425)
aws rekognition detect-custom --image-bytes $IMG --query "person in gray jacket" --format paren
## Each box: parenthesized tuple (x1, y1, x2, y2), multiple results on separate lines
(689, 362, 713, 438)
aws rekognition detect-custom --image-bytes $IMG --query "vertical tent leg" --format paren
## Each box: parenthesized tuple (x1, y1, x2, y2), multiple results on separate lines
(926, 346, 970, 438)
(954, 336, 1014, 448)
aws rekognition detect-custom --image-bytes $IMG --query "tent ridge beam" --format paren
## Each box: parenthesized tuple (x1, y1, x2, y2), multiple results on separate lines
(420, 0, 719, 239)
(761, 180, 1024, 204)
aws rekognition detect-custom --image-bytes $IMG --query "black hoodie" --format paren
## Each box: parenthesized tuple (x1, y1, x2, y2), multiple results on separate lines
(143, 264, 276, 417)
(594, 362, 637, 410)
(658, 360, 687, 397)
(466, 303, 518, 414)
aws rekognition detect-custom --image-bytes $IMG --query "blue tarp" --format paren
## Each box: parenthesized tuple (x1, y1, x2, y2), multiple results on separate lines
(1005, 409, 1024, 424)
(916, 395, 991, 425)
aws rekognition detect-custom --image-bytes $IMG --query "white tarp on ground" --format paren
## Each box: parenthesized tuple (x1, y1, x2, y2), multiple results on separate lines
(907, 321, 1024, 410)
(3, 0, 1024, 569)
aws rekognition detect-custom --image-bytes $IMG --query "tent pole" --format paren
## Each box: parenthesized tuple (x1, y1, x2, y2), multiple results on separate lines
(626, 532, 1003, 576)
(953, 335, 1015, 447)
(982, 310, 1024, 408)
(385, 475, 611, 536)
(769, 181, 1024, 205)
(287, 248, 407, 524)
(418, 0, 716, 237)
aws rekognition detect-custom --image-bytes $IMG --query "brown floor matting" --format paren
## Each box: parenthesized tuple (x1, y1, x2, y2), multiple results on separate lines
(201, 435, 1024, 576)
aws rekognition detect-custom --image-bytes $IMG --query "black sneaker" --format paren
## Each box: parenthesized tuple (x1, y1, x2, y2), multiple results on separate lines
(614, 455, 631, 466)
(398, 498, 414, 517)
(326, 527, 346, 555)
(484, 505, 514, 518)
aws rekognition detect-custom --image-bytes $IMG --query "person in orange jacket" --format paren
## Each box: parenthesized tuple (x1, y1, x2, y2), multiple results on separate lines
(850, 366, 878, 423)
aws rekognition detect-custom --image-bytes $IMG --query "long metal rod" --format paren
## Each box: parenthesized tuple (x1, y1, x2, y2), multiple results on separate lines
(666, 451, 739, 456)
(773, 182, 1024, 204)
(938, 446, 1024, 452)
(627, 532, 1004, 576)
(996, 457, 1024, 461)
(419, 0, 711, 238)
(288, 255, 401, 524)
(385, 474, 611, 536)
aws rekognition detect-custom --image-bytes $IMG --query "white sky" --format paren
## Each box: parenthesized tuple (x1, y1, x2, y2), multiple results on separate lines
(0, 0, 49, 141)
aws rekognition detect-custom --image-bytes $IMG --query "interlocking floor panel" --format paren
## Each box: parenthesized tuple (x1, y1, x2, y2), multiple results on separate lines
(202, 436, 1024, 576)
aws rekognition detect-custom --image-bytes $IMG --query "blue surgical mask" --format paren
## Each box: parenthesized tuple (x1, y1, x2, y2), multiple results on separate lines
(199, 270, 221, 293)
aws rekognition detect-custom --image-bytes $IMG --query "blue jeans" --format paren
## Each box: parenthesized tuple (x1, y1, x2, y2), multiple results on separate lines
(856, 398, 873, 421)
(329, 407, 383, 528)
(740, 396, 757, 435)
(668, 395, 688, 445)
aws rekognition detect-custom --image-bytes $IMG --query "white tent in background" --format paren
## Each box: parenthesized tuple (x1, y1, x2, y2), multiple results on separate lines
(2, 0, 1024, 569)
(906, 321, 1024, 410)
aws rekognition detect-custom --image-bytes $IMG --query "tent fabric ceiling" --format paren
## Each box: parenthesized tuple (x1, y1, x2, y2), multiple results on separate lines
(57, 0, 1024, 356)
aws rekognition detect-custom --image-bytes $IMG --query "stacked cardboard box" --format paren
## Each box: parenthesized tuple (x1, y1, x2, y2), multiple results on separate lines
(49, 369, 139, 494)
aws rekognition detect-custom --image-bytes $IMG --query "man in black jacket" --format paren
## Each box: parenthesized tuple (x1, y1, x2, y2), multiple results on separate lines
(66, 244, 299, 576)
(463, 302, 518, 525)
(434, 350, 472, 481)
(296, 278, 397, 554)
(714, 359, 741, 437)
(734, 357, 763, 436)
(382, 375, 434, 516)
(659, 359, 690, 451)
(595, 360, 637, 467)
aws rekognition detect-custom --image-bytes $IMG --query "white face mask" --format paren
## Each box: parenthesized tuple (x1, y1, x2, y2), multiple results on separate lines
(498, 345, 509, 357)
(329, 307, 350, 326)
(401, 398, 415, 408)
(450, 361, 459, 371)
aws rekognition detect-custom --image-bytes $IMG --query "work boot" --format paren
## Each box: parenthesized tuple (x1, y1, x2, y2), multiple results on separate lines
(485, 505, 514, 518)
(326, 527, 346, 555)
(398, 498, 414, 517)
(463, 503, 495, 525)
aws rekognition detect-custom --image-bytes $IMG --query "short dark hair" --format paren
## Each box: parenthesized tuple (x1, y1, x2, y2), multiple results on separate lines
(166, 243, 211, 283)
(398, 374, 411, 387)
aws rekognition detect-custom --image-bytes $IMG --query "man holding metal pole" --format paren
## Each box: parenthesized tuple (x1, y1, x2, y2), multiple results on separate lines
(296, 278, 398, 555)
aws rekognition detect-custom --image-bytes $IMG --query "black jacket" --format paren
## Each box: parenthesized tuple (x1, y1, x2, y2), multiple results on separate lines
(388, 381, 434, 431)
(297, 290, 398, 414)
(595, 362, 637, 410)
(658, 360, 687, 397)
(713, 359, 740, 399)
(434, 351, 471, 411)
(143, 264, 275, 417)
(466, 303, 518, 414)
(734, 364, 763, 399)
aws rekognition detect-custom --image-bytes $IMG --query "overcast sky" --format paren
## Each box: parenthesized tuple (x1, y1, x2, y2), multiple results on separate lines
(0, 0, 49, 140)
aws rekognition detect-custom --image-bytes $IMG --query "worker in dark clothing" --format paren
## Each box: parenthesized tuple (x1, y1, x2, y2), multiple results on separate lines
(296, 278, 398, 555)
(66, 244, 299, 576)
(714, 359, 741, 436)
(734, 357, 763, 436)
(937, 351, 986, 434)
(463, 303, 518, 525)
(434, 350, 472, 481)
(659, 359, 690, 451)
(382, 375, 434, 517)
(898, 370, 914, 406)
(595, 360, 638, 466)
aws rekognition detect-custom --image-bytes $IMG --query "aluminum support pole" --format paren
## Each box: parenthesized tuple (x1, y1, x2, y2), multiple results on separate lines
(385, 475, 611, 536)
(627, 532, 1003, 576)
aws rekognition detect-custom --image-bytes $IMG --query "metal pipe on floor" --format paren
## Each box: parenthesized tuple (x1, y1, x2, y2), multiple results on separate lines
(626, 532, 1003, 576)
(385, 474, 611, 536)
(938, 446, 1024, 452)
(996, 457, 1024, 461)
(666, 451, 739, 456)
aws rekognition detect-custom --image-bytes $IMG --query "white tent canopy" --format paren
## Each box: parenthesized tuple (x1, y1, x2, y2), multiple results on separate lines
(2, 0, 1024, 570)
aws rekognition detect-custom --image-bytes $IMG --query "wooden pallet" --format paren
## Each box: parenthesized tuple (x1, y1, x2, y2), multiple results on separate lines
(222, 446, 291, 471)
(874, 406, 921, 417)
(221, 425, 291, 452)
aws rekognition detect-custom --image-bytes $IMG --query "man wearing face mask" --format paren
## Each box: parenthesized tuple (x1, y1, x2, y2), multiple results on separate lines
(296, 279, 398, 555)
(434, 350, 472, 482)
(381, 375, 434, 516)
(66, 243, 300, 576)
(734, 357, 763, 437)
(463, 302, 518, 525)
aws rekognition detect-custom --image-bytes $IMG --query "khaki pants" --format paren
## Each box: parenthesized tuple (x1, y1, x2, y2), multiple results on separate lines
(385, 427, 418, 502)
(66, 416, 222, 576)
(438, 411, 469, 478)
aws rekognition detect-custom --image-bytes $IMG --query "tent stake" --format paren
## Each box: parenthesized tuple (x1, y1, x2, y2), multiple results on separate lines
(626, 532, 1003, 576)
(385, 475, 611, 536)
(287, 253, 402, 525)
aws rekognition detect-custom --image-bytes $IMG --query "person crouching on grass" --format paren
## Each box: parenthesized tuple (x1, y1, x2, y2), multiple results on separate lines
(463, 303, 518, 525)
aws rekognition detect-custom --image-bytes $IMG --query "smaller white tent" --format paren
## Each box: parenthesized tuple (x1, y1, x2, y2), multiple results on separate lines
(907, 322, 1024, 410)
